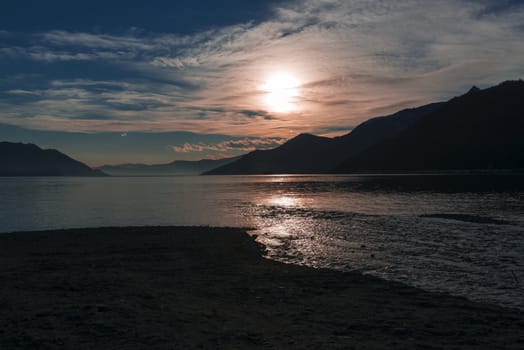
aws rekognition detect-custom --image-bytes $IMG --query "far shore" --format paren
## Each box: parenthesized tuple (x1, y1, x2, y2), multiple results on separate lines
(1, 226, 523, 349)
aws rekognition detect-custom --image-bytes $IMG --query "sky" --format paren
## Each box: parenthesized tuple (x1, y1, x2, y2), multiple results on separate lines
(1, 0, 523, 165)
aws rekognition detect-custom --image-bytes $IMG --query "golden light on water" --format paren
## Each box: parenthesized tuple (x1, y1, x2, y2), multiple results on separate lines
(269, 195, 299, 207)
(262, 72, 301, 113)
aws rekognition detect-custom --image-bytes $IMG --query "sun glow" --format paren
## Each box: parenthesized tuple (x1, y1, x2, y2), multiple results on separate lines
(263, 72, 301, 113)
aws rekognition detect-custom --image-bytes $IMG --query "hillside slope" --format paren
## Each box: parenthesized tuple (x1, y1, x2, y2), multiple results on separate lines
(338, 80, 524, 171)
(0, 142, 106, 176)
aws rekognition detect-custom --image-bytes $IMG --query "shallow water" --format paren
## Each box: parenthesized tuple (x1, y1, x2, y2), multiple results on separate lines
(0, 174, 523, 309)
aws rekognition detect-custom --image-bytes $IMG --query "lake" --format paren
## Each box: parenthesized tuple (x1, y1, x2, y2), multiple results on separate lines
(1, 174, 523, 309)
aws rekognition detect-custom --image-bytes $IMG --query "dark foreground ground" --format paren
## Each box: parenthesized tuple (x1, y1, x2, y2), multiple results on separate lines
(0, 227, 523, 349)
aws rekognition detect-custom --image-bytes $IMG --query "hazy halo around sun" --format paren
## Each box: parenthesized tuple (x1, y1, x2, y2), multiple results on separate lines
(262, 72, 301, 113)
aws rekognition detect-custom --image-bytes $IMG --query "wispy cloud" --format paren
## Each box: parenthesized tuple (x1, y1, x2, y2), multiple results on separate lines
(0, 0, 523, 139)
(172, 137, 284, 154)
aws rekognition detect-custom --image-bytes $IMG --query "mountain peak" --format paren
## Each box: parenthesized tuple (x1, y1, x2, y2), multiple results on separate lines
(291, 133, 317, 140)
(338, 78, 524, 172)
(280, 133, 331, 149)
(466, 86, 481, 95)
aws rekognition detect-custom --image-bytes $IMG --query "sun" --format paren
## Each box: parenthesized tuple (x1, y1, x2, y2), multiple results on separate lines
(262, 72, 301, 113)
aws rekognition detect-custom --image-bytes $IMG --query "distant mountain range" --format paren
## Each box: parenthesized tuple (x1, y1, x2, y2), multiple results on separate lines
(97, 156, 240, 176)
(0, 142, 105, 176)
(205, 80, 524, 174)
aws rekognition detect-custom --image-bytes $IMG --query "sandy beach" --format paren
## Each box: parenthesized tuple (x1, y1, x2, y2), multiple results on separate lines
(0, 226, 523, 349)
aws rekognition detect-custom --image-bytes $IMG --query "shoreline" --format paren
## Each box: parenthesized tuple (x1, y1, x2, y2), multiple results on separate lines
(1, 226, 523, 349)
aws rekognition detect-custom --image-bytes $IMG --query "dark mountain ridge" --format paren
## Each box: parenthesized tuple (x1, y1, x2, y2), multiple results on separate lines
(205, 102, 444, 174)
(338, 80, 524, 171)
(0, 142, 106, 176)
(204, 134, 338, 174)
(333, 102, 444, 160)
(206, 80, 524, 175)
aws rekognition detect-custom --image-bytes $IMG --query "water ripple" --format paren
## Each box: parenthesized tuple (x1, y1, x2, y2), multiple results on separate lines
(250, 205, 524, 310)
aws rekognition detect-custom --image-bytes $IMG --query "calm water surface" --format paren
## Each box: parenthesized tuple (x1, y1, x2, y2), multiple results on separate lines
(0, 175, 523, 310)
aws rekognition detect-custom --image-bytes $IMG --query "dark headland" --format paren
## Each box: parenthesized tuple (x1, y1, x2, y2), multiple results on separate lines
(1, 226, 522, 349)
(0, 142, 105, 177)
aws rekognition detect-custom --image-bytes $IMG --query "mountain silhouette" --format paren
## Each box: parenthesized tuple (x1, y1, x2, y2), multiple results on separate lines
(204, 134, 337, 174)
(338, 80, 524, 172)
(204, 102, 443, 175)
(206, 80, 524, 175)
(0, 142, 106, 176)
(334, 102, 444, 160)
(98, 156, 240, 176)
(466, 86, 481, 95)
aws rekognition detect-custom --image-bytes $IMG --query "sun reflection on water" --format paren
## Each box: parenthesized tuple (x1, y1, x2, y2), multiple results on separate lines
(268, 195, 299, 207)
(236, 175, 524, 309)
(267, 175, 294, 183)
